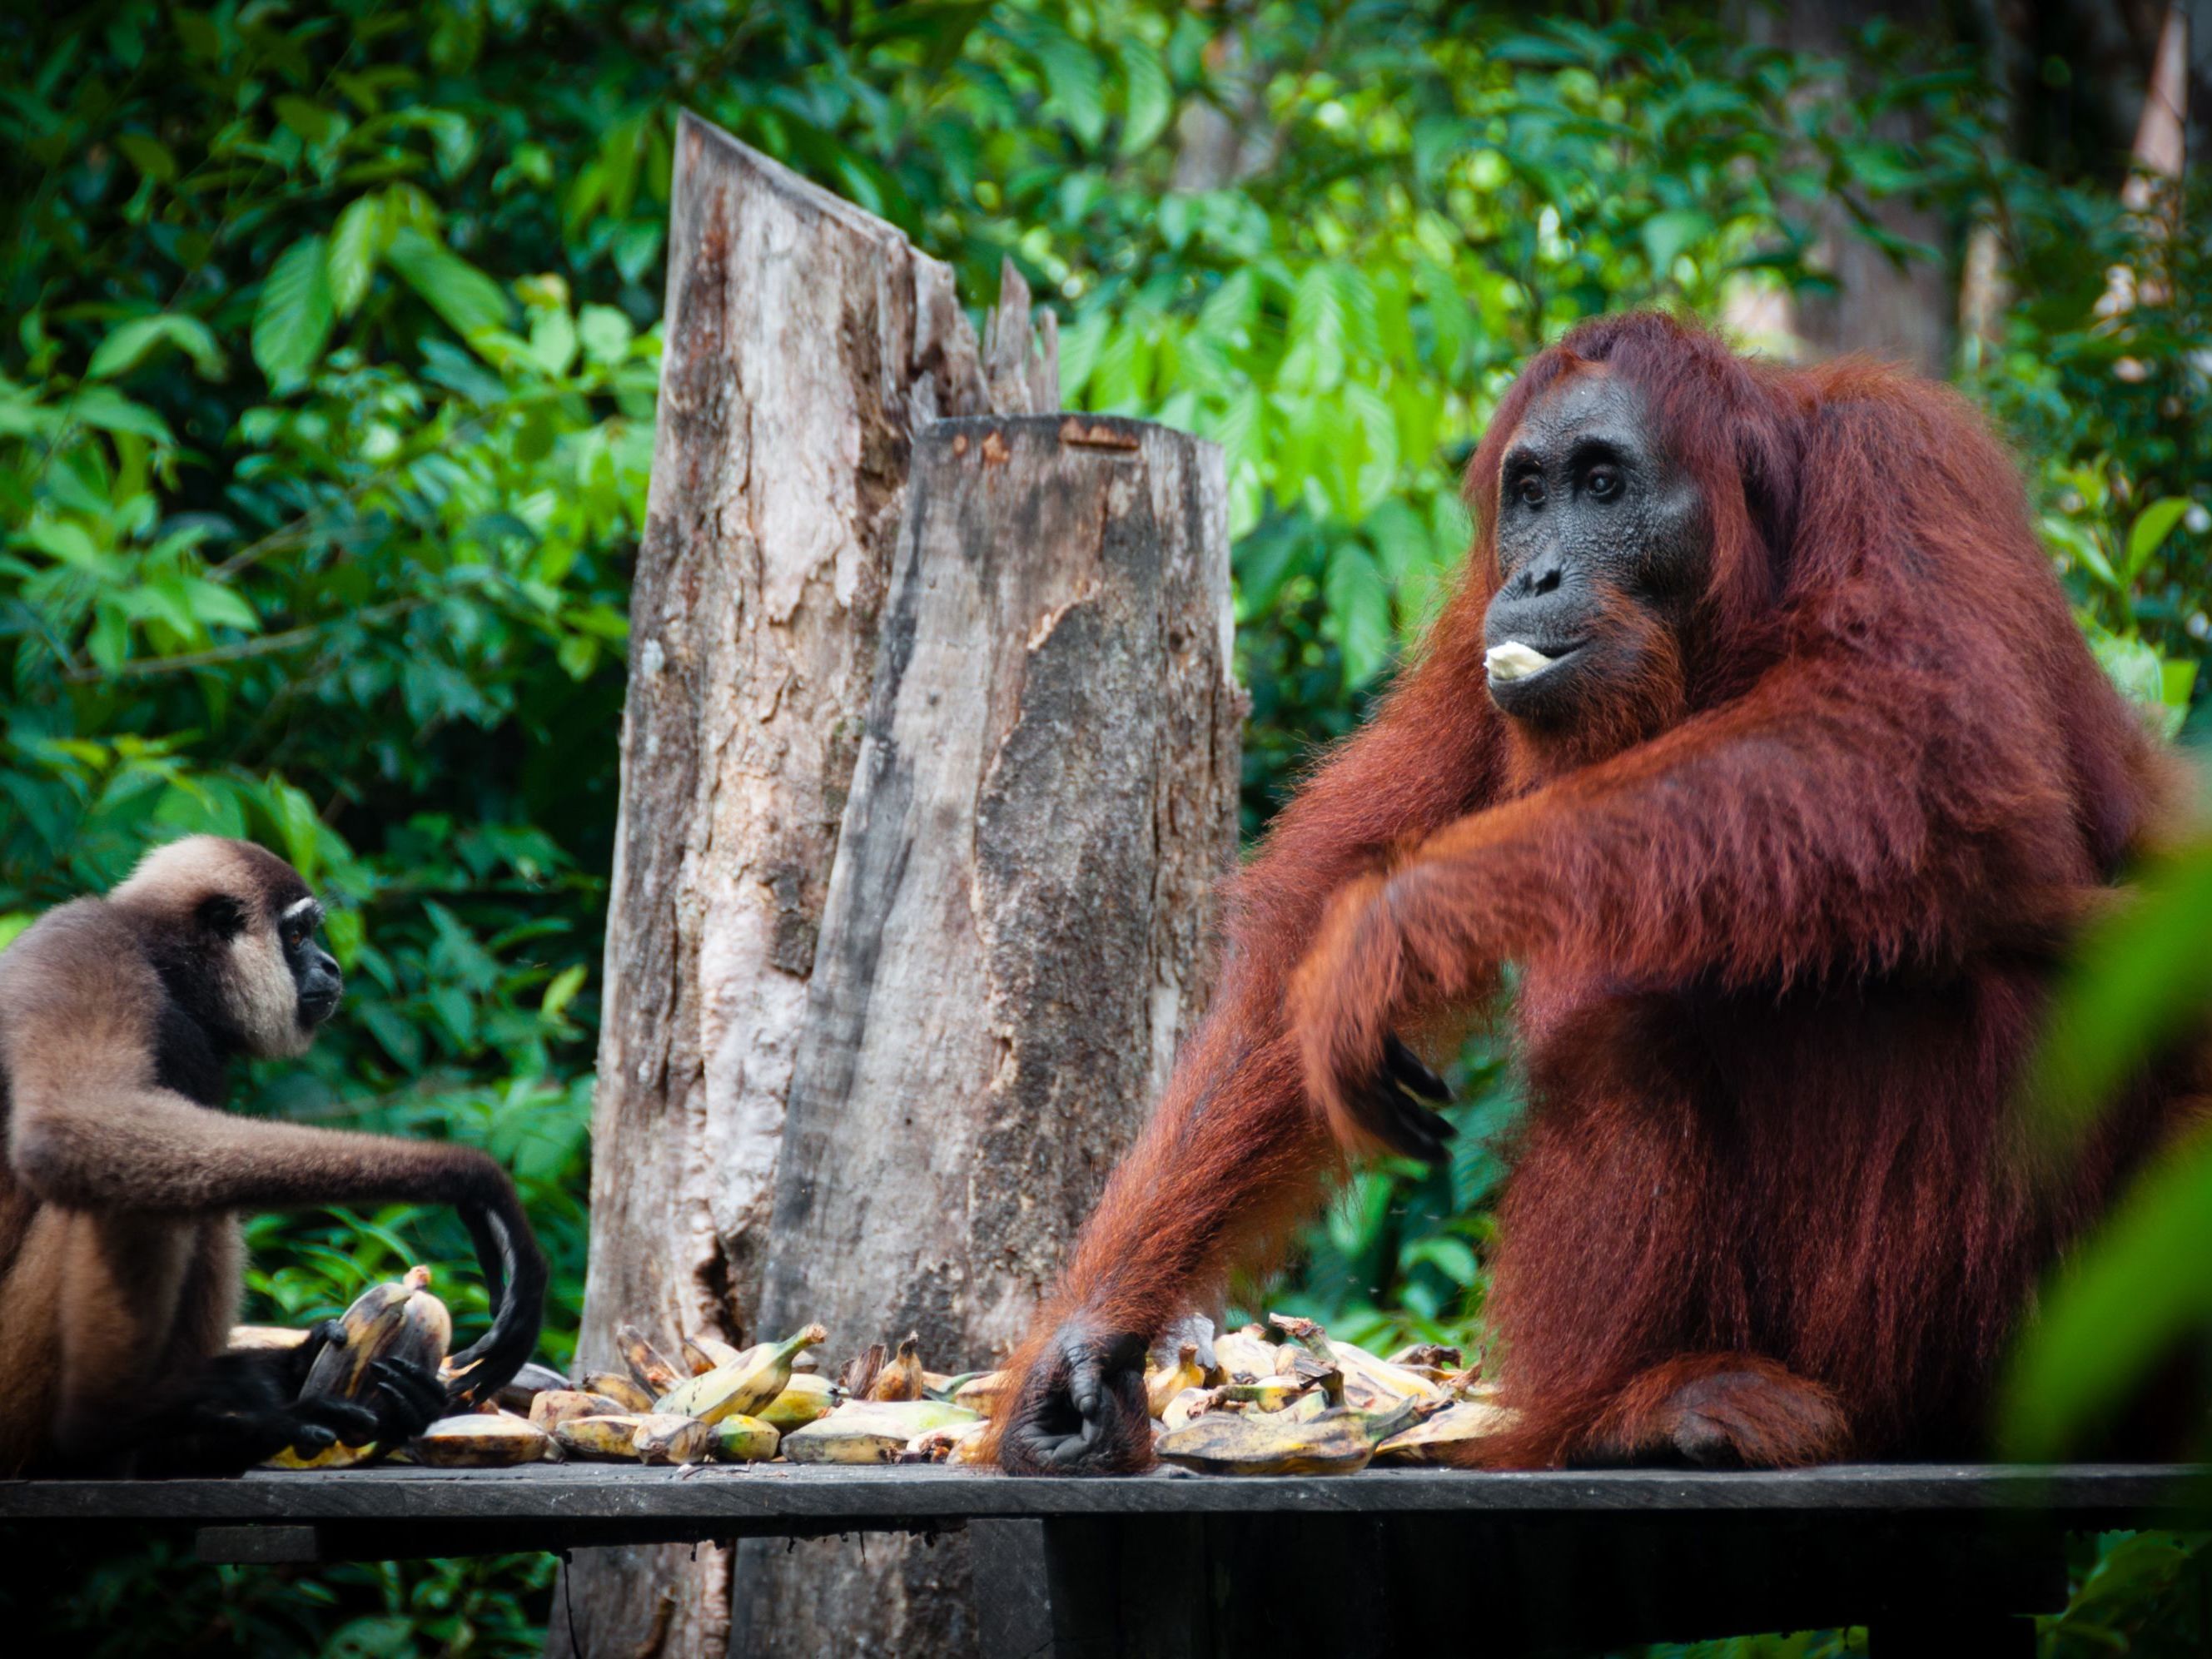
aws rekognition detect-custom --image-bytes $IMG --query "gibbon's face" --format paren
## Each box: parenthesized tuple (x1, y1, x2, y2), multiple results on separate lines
(1483, 369, 1712, 731)
(277, 889, 343, 1036)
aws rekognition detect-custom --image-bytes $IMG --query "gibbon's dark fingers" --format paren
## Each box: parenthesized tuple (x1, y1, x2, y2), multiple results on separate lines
(368, 1356, 450, 1442)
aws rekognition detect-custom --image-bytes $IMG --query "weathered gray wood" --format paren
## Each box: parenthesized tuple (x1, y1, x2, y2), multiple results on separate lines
(570, 108, 1001, 1659)
(726, 415, 1240, 1654)
(12, 1463, 2210, 1524)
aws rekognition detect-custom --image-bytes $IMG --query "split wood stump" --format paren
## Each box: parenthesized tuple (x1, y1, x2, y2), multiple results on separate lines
(560, 112, 1240, 1658)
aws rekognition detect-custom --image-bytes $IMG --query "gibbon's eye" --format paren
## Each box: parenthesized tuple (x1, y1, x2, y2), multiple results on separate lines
(1585, 464, 1621, 500)
(1514, 474, 1546, 509)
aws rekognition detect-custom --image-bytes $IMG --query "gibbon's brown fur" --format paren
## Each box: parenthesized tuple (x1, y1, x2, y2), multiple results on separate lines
(996, 310, 2202, 1475)
(0, 836, 546, 1475)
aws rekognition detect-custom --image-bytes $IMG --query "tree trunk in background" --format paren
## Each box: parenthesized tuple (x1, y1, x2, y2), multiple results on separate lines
(1737, 0, 1957, 375)
(552, 112, 1002, 1659)
(727, 415, 1240, 1654)
(556, 112, 1239, 1659)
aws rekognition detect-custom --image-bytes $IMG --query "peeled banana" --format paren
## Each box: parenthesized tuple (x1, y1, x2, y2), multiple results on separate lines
(1214, 1328, 1280, 1383)
(656, 1324, 828, 1424)
(951, 1371, 1009, 1418)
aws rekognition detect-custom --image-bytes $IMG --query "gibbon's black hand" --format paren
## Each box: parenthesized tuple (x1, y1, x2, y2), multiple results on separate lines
(1356, 1034, 1459, 1164)
(999, 1326, 1151, 1474)
(368, 1358, 449, 1442)
(234, 1393, 382, 1465)
(444, 1197, 548, 1405)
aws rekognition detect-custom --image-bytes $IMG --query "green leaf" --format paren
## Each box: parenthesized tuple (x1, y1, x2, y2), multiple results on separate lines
(68, 385, 176, 445)
(1325, 544, 1393, 687)
(577, 305, 634, 365)
(2019, 838, 2212, 1163)
(1640, 209, 1713, 276)
(1998, 1127, 2212, 1459)
(87, 314, 226, 381)
(326, 196, 386, 319)
(1032, 25, 1106, 147)
(540, 963, 588, 1023)
(2125, 497, 2190, 580)
(385, 227, 511, 341)
(116, 132, 177, 183)
(252, 235, 336, 388)
(1116, 39, 1173, 156)
(273, 96, 344, 149)
(528, 307, 578, 376)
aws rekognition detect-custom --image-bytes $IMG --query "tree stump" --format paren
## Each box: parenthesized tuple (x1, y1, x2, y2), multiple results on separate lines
(727, 415, 1240, 1653)
(558, 112, 1239, 1658)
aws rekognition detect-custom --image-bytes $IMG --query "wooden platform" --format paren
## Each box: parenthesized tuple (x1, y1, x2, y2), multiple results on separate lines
(6, 1463, 2205, 1655)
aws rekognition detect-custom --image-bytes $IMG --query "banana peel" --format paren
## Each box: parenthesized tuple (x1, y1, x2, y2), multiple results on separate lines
(1145, 1343, 1205, 1418)
(866, 1333, 925, 1403)
(1373, 1398, 1518, 1465)
(1156, 1406, 1374, 1476)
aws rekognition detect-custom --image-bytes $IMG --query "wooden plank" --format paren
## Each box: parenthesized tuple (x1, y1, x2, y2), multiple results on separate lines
(5, 1464, 2208, 1526)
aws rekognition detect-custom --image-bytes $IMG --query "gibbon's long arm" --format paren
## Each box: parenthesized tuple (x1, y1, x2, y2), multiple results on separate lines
(1288, 659, 2046, 1152)
(4, 979, 546, 1404)
(992, 606, 1507, 1473)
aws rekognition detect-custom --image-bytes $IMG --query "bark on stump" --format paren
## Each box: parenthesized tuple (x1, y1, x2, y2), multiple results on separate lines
(727, 415, 1239, 1654)
(556, 111, 1239, 1659)
(554, 112, 1002, 1659)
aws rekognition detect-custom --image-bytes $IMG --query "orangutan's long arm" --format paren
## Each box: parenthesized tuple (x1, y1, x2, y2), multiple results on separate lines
(1288, 658, 2058, 1151)
(992, 601, 1505, 1471)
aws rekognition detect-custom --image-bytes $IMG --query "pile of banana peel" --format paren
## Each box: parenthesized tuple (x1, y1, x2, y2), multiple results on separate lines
(237, 1269, 1510, 1476)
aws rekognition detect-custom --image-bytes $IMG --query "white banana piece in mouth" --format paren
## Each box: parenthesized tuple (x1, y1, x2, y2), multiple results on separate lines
(1484, 640, 1558, 683)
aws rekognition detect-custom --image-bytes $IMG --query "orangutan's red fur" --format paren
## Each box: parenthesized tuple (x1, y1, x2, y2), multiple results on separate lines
(994, 311, 2198, 1473)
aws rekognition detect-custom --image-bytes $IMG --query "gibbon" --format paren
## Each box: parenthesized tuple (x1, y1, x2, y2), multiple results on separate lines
(0, 836, 546, 1474)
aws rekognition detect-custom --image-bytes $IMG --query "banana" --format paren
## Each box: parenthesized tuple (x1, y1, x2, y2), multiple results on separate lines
(1373, 1398, 1519, 1465)
(1161, 1385, 1217, 1432)
(679, 1336, 719, 1376)
(266, 1266, 453, 1470)
(656, 1324, 828, 1424)
(553, 1414, 647, 1460)
(529, 1389, 632, 1430)
(688, 1334, 747, 1372)
(1220, 1378, 1307, 1413)
(579, 1372, 656, 1413)
(866, 1333, 925, 1402)
(951, 1370, 1009, 1418)
(781, 1401, 980, 1465)
(494, 1362, 571, 1413)
(758, 1373, 840, 1431)
(1214, 1328, 1279, 1383)
(709, 1415, 781, 1463)
(631, 1413, 713, 1465)
(615, 1324, 684, 1394)
(302, 1265, 453, 1402)
(1156, 1405, 1374, 1476)
(1145, 1343, 1205, 1418)
(410, 1413, 559, 1468)
(1321, 1337, 1451, 1413)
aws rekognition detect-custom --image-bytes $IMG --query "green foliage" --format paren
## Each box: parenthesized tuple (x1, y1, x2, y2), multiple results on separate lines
(2, 2, 2210, 1654)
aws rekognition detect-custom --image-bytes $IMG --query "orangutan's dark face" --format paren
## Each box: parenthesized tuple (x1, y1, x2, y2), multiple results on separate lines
(1484, 370, 1712, 730)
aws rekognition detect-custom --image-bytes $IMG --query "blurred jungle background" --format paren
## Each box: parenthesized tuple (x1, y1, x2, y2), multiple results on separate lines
(1, 0, 2209, 1652)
